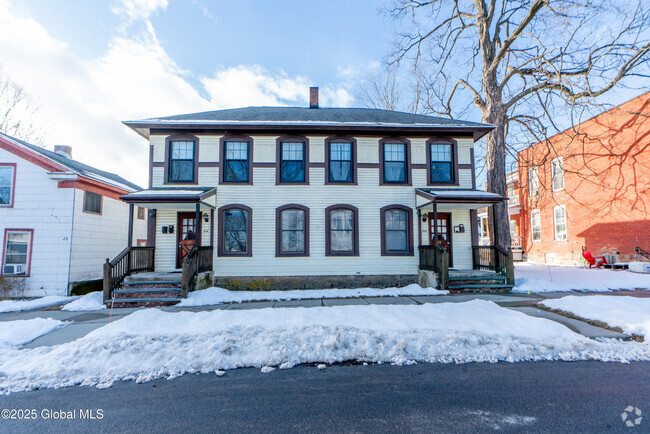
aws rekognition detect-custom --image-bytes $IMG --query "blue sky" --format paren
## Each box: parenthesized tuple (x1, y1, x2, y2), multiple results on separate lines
(0, 0, 396, 186)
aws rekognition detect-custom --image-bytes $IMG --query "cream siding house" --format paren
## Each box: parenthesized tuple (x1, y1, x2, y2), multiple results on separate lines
(108, 89, 513, 305)
(0, 132, 146, 296)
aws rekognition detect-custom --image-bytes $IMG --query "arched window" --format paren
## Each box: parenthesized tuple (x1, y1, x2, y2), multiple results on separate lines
(276, 205, 309, 256)
(218, 205, 252, 256)
(325, 205, 359, 256)
(380, 205, 413, 256)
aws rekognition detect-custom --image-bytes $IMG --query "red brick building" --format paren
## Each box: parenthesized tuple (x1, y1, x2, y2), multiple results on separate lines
(514, 92, 650, 264)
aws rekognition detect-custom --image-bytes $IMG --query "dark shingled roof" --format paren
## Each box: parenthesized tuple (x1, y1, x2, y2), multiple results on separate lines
(0, 131, 142, 191)
(142, 106, 490, 127)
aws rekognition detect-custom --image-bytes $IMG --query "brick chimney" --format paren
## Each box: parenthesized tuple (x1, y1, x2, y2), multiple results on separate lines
(309, 87, 319, 109)
(54, 145, 72, 159)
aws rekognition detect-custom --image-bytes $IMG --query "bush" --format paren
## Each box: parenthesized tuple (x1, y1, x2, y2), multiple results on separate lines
(0, 276, 26, 300)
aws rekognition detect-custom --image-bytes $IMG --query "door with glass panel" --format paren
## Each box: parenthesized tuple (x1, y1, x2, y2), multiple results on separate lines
(177, 212, 200, 268)
(428, 212, 453, 267)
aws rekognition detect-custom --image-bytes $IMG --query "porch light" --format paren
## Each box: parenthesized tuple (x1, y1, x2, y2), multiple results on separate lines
(203, 214, 209, 223)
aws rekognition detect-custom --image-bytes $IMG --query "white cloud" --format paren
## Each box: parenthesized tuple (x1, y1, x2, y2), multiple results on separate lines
(0, 0, 355, 187)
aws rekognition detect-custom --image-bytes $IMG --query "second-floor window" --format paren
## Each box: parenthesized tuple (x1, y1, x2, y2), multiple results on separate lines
(0, 164, 15, 206)
(169, 140, 196, 183)
(552, 158, 564, 191)
(224, 141, 250, 183)
(382, 142, 407, 184)
(83, 191, 102, 214)
(531, 210, 541, 241)
(328, 141, 354, 183)
(528, 167, 539, 197)
(279, 142, 306, 183)
(429, 142, 453, 183)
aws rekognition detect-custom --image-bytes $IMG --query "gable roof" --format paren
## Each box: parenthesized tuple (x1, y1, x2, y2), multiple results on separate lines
(0, 131, 142, 192)
(124, 106, 494, 140)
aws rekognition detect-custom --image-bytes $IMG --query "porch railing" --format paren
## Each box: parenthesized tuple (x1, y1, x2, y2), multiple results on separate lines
(418, 245, 449, 291)
(103, 246, 155, 302)
(181, 245, 214, 298)
(472, 245, 515, 285)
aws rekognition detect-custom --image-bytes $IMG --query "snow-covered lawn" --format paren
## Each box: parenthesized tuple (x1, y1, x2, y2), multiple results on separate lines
(0, 300, 648, 394)
(178, 283, 447, 306)
(513, 263, 650, 293)
(0, 318, 67, 348)
(541, 296, 650, 337)
(61, 292, 106, 311)
(0, 296, 76, 313)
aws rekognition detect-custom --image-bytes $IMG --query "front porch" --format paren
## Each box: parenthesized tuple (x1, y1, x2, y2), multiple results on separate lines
(415, 188, 514, 292)
(102, 188, 216, 305)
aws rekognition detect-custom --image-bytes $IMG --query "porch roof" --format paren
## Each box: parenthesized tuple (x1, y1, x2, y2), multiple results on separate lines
(121, 187, 216, 210)
(415, 188, 506, 209)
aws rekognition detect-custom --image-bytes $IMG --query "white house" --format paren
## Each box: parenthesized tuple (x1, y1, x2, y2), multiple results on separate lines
(0, 132, 147, 296)
(105, 88, 513, 306)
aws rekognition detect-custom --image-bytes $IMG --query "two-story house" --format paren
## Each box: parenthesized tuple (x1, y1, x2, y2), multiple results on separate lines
(0, 132, 147, 296)
(104, 88, 513, 306)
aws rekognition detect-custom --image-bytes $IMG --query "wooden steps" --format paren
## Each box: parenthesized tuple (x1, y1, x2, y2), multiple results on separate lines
(107, 279, 182, 308)
(447, 272, 514, 293)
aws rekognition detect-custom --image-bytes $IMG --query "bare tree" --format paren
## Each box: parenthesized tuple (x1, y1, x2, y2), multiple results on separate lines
(0, 68, 44, 145)
(355, 64, 403, 111)
(384, 0, 650, 248)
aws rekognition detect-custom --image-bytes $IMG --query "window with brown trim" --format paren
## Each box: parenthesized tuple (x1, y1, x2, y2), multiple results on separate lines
(137, 207, 145, 220)
(2, 229, 33, 276)
(0, 163, 16, 207)
(166, 136, 198, 183)
(276, 205, 309, 256)
(326, 137, 356, 184)
(277, 136, 308, 184)
(379, 138, 411, 185)
(325, 204, 359, 256)
(380, 205, 413, 256)
(83, 191, 102, 214)
(220, 135, 253, 184)
(426, 138, 458, 185)
(218, 205, 252, 256)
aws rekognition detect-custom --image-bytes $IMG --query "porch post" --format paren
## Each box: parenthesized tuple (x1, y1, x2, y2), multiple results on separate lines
(210, 208, 215, 247)
(491, 203, 499, 248)
(195, 203, 201, 247)
(432, 203, 438, 244)
(127, 204, 134, 247)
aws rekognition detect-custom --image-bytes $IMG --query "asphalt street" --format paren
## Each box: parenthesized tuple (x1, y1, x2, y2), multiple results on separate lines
(0, 361, 648, 433)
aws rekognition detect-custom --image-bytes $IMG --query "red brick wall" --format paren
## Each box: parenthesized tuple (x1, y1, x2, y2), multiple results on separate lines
(516, 92, 650, 264)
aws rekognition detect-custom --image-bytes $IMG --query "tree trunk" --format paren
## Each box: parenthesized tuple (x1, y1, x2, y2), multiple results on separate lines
(482, 104, 511, 251)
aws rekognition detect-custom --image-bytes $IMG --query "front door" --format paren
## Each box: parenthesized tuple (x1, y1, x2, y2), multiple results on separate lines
(428, 212, 453, 267)
(177, 212, 200, 268)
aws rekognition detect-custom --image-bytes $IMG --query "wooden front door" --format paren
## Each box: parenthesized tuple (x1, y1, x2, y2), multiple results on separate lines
(428, 212, 453, 267)
(177, 212, 200, 268)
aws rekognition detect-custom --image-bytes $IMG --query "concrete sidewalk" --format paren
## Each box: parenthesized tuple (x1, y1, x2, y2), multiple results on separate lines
(0, 291, 631, 348)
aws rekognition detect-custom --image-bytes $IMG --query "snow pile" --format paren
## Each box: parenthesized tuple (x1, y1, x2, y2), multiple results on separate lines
(0, 318, 66, 348)
(513, 263, 650, 293)
(179, 283, 447, 306)
(61, 292, 106, 311)
(0, 300, 648, 394)
(0, 296, 75, 313)
(541, 295, 650, 337)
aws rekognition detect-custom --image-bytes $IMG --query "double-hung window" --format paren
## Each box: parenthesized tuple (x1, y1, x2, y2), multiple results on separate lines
(531, 210, 541, 241)
(224, 141, 250, 183)
(382, 143, 407, 184)
(221, 207, 251, 255)
(328, 141, 353, 183)
(381, 206, 412, 255)
(277, 206, 308, 256)
(554, 206, 567, 241)
(168, 140, 195, 183)
(551, 158, 564, 191)
(279, 142, 306, 183)
(2, 230, 32, 275)
(429, 142, 454, 183)
(83, 191, 102, 214)
(528, 167, 539, 197)
(0, 164, 15, 206)
(326, 205, 358, 256)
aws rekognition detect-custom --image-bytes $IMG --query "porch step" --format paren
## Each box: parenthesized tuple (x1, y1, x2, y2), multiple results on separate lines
(121, 281, 182, 287)
(448, 274, 505, 282)
(108, 297, 181, 308)
(448, 283, 514, 291)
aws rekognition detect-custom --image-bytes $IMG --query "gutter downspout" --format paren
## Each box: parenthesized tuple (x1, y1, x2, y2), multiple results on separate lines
(66, 187, 76, 296)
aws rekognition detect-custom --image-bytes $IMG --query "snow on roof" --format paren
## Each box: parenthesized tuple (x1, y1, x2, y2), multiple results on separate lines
(416, 188, 506, 202)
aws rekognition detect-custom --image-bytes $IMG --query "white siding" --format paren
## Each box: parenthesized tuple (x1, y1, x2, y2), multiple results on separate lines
(0, 149, 73, 296)
(149, 133, 479, 275)
(420, 208, 474, 270)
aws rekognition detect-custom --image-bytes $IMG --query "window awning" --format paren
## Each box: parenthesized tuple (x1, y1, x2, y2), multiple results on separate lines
(416, 188, 506, 210)
(121, 188, 216, 210)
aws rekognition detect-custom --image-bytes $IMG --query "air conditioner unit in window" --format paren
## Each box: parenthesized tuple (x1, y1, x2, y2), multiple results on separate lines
(3, 264, 25, 275)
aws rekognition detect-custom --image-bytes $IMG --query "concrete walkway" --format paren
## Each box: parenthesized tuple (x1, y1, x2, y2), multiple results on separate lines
(0, 291, 633, 349)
